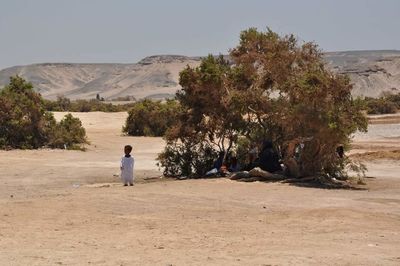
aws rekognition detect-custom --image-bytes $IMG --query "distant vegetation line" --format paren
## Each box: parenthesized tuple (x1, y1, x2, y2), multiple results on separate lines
(43, 91, 400, 116)
(44, 94, 180, 137)
(363, 93, 400, 114)
(43, 95, 138, 112)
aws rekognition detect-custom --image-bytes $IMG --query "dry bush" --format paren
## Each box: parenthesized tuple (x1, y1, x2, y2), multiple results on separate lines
(158, 28, 368, 179)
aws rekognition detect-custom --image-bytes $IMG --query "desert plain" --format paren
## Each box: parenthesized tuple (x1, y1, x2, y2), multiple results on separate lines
(0, 111, 399, 265)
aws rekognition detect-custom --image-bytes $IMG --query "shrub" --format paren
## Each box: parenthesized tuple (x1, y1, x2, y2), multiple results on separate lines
(157, 138, 217, 177)
(386, 93, 400, 108)
(123, 99, 180, 137)
(0, 76, 88, 150)
(365, 96, 398, 114)
(48, 114, 88, 150)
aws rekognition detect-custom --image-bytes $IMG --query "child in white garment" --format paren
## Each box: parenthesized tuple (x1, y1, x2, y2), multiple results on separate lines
(120, 145, 134, 186)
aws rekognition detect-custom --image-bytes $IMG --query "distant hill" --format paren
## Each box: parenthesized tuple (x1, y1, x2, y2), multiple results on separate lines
(324, 50, 400, 97)
(0, 55, 201, 100)
(1, 51, 400, 100)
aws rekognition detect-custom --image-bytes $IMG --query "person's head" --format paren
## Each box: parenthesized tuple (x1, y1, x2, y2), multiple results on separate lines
(220, 164, 228, 173)
(124, 145, 133, 155)
(262, 140, 273, 150)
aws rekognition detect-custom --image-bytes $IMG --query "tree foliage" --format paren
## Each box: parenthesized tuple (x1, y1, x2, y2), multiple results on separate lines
(0, 76, 88, 150)
(158, 28, 368, 178)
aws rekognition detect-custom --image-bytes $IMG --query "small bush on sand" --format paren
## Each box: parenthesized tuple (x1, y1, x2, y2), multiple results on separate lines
(123, 99, 180, 137)
(48, 114, 88, 150)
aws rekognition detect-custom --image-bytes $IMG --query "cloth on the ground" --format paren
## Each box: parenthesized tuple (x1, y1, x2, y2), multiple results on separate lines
(230, 171, 250, 180)
(248, 167, 274, 178)
(205, 168, 218, 177)
(237, 167, 286, 181)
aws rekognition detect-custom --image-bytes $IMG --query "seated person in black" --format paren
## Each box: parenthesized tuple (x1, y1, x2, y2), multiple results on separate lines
(258, 140, 282, 173)
(213, 151, 225, 171)
(228, 156, 240, 172)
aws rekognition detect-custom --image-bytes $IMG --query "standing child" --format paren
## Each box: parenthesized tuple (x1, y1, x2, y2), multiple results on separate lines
(120, 145, 134, 186)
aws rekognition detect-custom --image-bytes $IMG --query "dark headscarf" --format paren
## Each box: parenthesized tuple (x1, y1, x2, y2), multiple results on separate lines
(262, 140, 273, 150)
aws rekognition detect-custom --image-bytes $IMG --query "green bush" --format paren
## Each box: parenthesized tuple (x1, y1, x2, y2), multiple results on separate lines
(0, 76, 88, 150)
(385, 93, 400, 109)
(48, 114, 88, 150)
(157, 139, 217, 177)
(365, 96, 398, 114)
(123, 99, 180, 137)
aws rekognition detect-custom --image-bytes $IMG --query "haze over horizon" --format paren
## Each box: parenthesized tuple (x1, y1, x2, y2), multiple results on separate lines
(1, 0, 399, 69)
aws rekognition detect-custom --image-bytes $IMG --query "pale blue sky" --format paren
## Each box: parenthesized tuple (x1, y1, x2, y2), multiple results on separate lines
(0, 0, 399, 69)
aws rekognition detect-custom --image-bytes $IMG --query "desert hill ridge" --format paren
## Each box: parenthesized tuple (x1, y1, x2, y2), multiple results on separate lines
(1, 51, 400, 100)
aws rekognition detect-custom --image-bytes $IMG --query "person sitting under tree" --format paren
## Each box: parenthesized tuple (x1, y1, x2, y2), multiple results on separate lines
(258, 140, 282, 173)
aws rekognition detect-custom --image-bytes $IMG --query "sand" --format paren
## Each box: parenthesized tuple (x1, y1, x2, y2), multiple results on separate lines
(1, 112, 399, 265)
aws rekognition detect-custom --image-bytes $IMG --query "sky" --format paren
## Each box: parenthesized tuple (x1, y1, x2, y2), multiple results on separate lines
(0, 0, 399, 69)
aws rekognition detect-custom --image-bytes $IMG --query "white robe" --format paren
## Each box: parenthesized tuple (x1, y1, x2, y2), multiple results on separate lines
(120, 156, 134, 184)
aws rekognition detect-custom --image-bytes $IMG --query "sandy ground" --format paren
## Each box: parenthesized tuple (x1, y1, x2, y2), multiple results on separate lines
(1, 112, 400, 265)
